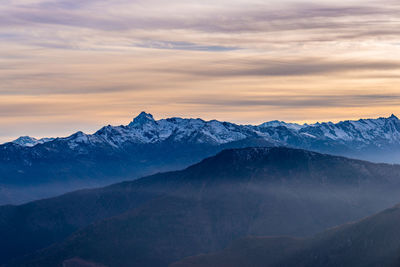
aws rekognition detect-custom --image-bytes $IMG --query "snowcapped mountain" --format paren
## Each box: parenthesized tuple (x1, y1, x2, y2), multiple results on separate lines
(10, 112, 400, 152)
(90, 112, 265, 147)
(258, 120, 307, 131)
(12, 136, 54, 147)
(9, 112, 257, 148)
(258, 114, 400, 149)
(2, 112, 400, 205)
(300, 114, 400, 145)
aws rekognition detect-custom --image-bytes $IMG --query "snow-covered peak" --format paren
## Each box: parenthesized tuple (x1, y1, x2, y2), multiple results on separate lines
(12, 136, 54, 147)
(129, 112, 156, 127)
(92, 113, 255, 146)
(259, 120, 305, 131)
(12, 136, 39, 147)
(298, 114, 400, 144)
(6, 113, 400, 152)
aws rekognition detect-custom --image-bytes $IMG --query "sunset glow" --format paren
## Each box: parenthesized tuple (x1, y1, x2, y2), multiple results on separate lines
(1, 0, 400, 142)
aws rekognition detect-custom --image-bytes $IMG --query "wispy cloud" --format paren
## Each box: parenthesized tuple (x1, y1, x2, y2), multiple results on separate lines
(160, 58, 400, 77)
(135, 41, 238, 51)
(175, 93, 400, 108)
(1, 0, 400, 141)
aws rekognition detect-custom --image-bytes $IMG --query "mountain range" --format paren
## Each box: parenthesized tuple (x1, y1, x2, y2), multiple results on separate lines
(2, 112, 400, 205)
(2, 147, 400, 266)
(9, 113, 400, 159)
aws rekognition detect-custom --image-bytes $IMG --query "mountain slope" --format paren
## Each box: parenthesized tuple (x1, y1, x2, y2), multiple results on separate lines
(172, 204, 400, 267)
(0, 112, 274, 205)
(0, 172, 177, 265)
(5, 147, 400, 267)
(2, 113, 400, 205)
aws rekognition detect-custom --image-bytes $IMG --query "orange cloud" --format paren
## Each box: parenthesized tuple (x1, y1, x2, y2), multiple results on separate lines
(0, 0, 400, 142)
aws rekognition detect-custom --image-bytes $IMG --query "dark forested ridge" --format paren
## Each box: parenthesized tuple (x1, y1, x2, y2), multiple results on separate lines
(3, 147, 400, 266)
(173, 204, 400, 267)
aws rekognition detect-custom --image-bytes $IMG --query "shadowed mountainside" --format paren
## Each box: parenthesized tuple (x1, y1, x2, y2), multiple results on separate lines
(3, 147, 400, 266)
(172, 204, 400, 267)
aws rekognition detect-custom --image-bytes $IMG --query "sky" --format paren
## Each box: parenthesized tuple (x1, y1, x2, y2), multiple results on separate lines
(1, 0, 400, 142)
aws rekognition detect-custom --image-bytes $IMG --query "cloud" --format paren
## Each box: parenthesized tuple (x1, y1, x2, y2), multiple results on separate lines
(1, 0, 400, 140)
(135, 41, 238, 52)
(1, 0, 399, 54)
(2, 1, 400, 35)
(153, 58, 400, 77)
(175, 94, 400, 108)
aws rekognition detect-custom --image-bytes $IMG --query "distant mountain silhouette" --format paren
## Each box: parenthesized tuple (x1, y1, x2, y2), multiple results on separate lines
(173, 203, 400, 267)
(4, 147, 400, 266)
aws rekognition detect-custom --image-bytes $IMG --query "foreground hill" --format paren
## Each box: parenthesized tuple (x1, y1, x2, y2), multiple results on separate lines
(2, 112, 400, 204)
(4, 147, 400, 266)
(173, 204, 400, 267)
